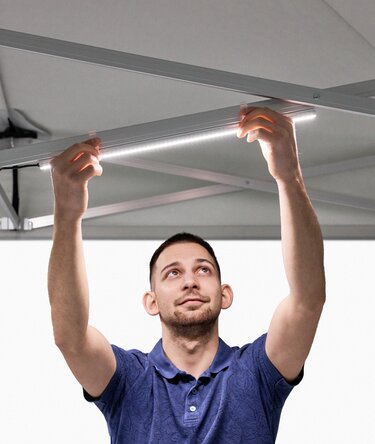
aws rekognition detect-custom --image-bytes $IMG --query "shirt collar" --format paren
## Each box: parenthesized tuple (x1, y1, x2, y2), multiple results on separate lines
(149, 337, 234, 380)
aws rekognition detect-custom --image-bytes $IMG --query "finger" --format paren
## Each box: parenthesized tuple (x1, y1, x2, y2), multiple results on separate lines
(80, 137, 101, 150)
(239, 104, 255, 121)
(261, 107, 293, 127)
(69, 143, 101, 161)
(67, 152, 101, 175)
(61, 139, 101, 161)
(238, 109, 275, 139)
(52, 142, 100, 172)
(71, 148, 99, 163)
(239, 107, 292, 131)
(245, 127, 278, 145)
(239, 103, 251, 119)
(77, 163, 103, 183)
(237, 117, 275, 138)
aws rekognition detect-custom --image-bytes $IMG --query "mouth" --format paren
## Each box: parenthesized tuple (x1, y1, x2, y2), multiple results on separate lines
(180, 299, 205, 306)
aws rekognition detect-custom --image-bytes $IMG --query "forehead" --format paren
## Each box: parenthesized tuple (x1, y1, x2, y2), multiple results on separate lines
(155, 242, 214, 270)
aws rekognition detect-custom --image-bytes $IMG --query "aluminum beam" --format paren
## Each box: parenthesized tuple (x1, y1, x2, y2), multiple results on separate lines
(0, 75, 373, 170)
(20, 148, 375, 231)
(0, 99, 312, 169)
(105, 156, 375, 212)
(28, 153, 375, 231)
(328, 80, 375, 98)
(29, 184, 241, 229)
(302, 154, 375, 178)
(0, 28, 374, 116)
(106, 156, 276, 191)
(28, 182, 375, 231)
(108, 151, 375, 183)
(1, 225, 375, 240)
(0, 183, 19, 228)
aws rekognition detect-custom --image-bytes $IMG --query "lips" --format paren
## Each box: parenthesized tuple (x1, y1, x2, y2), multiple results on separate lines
(180, 298, 205, 305)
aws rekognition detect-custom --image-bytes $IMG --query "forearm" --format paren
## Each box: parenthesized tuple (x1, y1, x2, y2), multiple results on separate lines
(48, 219, 90, 350)
(277, 175, 325, 309)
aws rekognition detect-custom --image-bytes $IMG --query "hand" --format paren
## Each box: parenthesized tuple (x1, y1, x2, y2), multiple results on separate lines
(50, 138, 103, 223)
(237, 107, 302, 183)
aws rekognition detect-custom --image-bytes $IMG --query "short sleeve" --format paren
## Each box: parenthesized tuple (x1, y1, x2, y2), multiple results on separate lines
(252, 333, 304, 407)
(83, 344, 147, 417)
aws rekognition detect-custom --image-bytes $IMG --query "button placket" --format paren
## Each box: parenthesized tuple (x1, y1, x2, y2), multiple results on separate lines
(184, 383, 200, 424)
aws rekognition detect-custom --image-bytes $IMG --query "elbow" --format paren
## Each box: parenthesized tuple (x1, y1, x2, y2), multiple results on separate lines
(51, 320, 70, 350)
(293, 288, 326, 312)
(320, 278, 327, 305)
(313, 273, 326, 306)
(50, 311, 88, 351)
(53, 331, 85, 353)
(54, 334, 67, 350)
(54, 337, 85, 355)
(311, 286, 326, 308)
(312, 289, 326, 311)
(53, 332, 70, 351)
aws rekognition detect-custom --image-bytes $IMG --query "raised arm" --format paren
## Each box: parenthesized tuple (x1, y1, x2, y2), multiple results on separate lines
(48, 138, 116, 397)
(237, 108, 326, 381)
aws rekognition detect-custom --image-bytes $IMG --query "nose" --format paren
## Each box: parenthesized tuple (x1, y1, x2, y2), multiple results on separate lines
(181, 272, 199, 291)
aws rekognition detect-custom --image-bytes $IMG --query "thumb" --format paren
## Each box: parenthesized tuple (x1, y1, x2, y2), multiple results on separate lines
(82, 137, 101, 150)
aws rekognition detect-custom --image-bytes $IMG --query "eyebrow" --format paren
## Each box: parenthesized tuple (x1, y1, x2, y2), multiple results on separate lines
(160, 258, 216, 276)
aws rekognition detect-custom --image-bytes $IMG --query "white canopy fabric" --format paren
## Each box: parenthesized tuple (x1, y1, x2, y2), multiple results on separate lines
(0, 0, 374, 239)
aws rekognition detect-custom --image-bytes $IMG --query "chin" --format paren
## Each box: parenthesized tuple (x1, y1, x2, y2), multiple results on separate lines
(164, 306, 221, 328)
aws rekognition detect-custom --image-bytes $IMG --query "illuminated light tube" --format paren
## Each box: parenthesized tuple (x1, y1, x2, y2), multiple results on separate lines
(39, 110, 316, 171)
(38, 127, 237, 170)
(39, 159, 54, 171)
(99, 126, 238, 162)
(290, 110, 317, 123)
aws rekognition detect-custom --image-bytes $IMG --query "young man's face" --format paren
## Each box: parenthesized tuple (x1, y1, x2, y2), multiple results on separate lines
(144, 242, 232, 332)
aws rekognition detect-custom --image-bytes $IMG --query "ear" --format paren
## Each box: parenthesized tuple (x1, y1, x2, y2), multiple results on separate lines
(220, 284, 234, 310)
(143, 290, 159, 316)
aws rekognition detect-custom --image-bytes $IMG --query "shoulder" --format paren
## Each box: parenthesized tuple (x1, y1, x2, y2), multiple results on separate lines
(111, 344, 150, 371)
(233, 333, 267, 360)
(84, 344, 151, 406)
(235, 333, 304, 387)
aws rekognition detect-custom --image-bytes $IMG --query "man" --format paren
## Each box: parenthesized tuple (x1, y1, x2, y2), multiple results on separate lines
(48, 107, 325, 443)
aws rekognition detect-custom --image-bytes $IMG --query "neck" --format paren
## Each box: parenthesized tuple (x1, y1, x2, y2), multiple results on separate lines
(161, 321, 219, 379)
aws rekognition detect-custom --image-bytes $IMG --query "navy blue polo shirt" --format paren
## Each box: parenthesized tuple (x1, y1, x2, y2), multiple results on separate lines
(84, 333, 303, 443)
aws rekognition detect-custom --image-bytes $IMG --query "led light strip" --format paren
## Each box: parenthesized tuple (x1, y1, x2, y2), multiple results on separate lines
(290, 110, 317, 123)
(39, 110, 316, 171)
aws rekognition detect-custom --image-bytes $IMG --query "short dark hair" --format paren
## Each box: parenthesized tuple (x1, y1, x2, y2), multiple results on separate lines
(149, 232, 221, 284)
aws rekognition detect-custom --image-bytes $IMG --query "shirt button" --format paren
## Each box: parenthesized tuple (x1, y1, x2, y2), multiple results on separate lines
(189, 405, 197, 412)
(192, 389, 197, 394)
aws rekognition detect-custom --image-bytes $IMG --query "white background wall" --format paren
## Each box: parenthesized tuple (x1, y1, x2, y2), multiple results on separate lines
(1, 239, 374, 443)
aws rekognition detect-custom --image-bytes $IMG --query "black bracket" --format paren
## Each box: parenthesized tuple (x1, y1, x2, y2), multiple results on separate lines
(0, 119, 39, 216)
(0, 118, 38, 140)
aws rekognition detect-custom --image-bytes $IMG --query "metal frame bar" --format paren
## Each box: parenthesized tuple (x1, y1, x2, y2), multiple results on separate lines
(108, 152, 375, 182)
(328, 79, 375, 98)
(302, 154, 375, 178)
(29, 184, 241, 229)
(0, 99, 313, 168)
(27, 153, 375, 230)
(0, 184, 19, 228)
(0, 28, 374, 116)
(1, 98, 374, 229)
(1, 225, 375, 240)
(105, 156, 375, 211)
(28, 186, 375, 230)
(0, 75, 372, 169)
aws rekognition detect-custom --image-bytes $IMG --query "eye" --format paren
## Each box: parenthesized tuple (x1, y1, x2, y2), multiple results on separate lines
(166, 269, 179, 278)
(198, 266, 210, 274)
